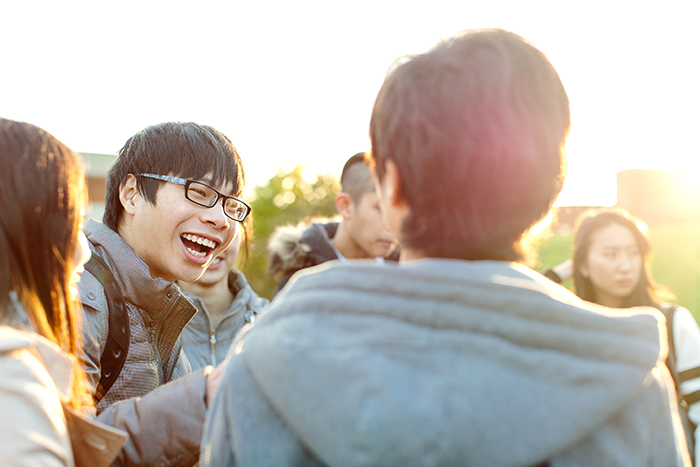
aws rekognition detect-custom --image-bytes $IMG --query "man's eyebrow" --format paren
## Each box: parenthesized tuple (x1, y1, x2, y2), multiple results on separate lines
(195, 176, 218, 188)
(203, 178, 238, 197)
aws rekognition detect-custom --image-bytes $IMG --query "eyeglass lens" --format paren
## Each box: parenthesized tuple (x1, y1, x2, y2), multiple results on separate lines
(186, 181, 247, 221)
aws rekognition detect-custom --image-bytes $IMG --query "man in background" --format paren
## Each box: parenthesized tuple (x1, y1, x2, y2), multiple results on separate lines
(267, 152, 397, 296)
(178, 226, 269, 370)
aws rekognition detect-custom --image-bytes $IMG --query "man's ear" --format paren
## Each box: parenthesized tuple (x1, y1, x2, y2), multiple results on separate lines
(119, 174, 140, 215)
(335, 192, 354, 220)
(376, 160, 409, 247)
(384, 160, 406, 208)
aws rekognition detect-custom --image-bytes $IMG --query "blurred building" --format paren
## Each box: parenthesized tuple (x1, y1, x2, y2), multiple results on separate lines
(81, 152, 117, 222)
(551, 206, 601, 235)
(549, 168, 699, 234)
(616, 169, 699, 224)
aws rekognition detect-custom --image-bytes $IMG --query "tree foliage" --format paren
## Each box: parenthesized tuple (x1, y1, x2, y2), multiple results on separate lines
(239, 165, 340, 299)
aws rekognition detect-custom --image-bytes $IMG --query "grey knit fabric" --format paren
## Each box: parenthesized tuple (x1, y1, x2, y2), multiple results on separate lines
(201, 258, 689, 466)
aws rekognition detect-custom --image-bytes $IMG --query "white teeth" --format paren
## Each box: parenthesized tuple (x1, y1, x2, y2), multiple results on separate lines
(183, 234, 216, 249)
(186, 246, 207, 258)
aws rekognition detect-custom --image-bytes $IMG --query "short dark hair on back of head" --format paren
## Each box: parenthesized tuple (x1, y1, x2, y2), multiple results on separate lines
(339, 152, 374, 203)
(103, 122, 245, 231)
(369, 28, 570, 261)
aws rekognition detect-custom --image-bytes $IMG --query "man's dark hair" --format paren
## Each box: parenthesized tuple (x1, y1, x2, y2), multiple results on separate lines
(339, 152, 374, 203)
(103, 122, 245, 231)
(369, 28, 570, 261)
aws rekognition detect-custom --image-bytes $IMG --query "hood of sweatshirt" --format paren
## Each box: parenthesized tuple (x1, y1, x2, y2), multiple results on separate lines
(240, 259, 668, 466)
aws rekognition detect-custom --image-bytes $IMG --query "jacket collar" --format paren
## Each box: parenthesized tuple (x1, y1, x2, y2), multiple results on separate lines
(183, 269, 252, 327)
(84, 219, 194, 324)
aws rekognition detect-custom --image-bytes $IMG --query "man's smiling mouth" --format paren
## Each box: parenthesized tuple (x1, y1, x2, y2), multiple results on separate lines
(181, 233, 218, 258)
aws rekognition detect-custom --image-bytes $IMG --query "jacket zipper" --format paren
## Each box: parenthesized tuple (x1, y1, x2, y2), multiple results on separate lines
(206, 302, 253, 367)
(209, 331, 217, 367)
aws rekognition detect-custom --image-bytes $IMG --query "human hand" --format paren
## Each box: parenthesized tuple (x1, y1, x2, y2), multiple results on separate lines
(204, 359, 229, 407)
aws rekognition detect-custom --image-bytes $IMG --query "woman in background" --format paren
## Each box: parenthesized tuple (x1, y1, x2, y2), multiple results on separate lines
(0, 118, 126, 466)
(179, 220, 269, 370)
(572, 208, 700, 464)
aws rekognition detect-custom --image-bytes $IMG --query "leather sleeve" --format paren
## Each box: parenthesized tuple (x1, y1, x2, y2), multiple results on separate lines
(96, 368, 208, 467)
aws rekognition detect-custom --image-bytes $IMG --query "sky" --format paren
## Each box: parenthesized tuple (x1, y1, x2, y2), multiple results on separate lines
(1, 0, 698, 207)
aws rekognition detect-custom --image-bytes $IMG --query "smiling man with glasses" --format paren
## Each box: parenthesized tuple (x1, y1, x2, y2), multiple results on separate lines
(77, 121, 247, 466)
(136, 173, 251, 223)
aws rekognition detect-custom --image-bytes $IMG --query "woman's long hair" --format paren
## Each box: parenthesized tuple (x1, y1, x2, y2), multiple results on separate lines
(0, 118, 89, 408)
(572, 208, 674, 308)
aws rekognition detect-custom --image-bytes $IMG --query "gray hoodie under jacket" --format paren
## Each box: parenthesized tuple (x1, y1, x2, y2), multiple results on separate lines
(200, 258, 690, 467)
(181, 269, 269, 370)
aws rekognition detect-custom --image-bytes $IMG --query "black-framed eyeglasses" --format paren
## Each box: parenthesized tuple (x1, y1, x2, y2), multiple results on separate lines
(136, 173, 251, 222)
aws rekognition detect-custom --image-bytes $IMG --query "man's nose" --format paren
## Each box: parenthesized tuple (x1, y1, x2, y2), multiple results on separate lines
(201, 201, 231, 230)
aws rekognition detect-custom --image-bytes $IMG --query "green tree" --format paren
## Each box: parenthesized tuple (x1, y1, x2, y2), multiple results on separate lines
(240, 166, 340, 299)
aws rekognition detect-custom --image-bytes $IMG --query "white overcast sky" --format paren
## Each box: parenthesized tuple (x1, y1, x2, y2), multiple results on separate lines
(1, 0, 698, 206)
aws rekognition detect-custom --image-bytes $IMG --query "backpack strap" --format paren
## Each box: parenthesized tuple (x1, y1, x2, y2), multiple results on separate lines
(84, 254, 130, 403)
(662, 303, 683, 391)
(661, 303, 700, 397)
(680, 365, 700, 405)
(674, 311, 700, 406)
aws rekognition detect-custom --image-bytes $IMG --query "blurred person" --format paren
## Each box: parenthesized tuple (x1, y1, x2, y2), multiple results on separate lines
(570, 208, 700, 464)
(267, 152, 398, 296)
(200, 29, 689, 466)
(78, 121, 247, 465)
(0, 118, 126, 465)
(178, 222, 269, 370)
(543, 258, 572, 283)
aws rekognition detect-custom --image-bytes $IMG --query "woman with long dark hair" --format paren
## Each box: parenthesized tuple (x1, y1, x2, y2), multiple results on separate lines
(572, 208, 700, 464)
(0, 118, 126, 466)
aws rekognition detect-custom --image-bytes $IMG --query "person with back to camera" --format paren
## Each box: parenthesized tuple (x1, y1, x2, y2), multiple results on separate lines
(78, 121, 249, 465)
(178, 220, 269, 370)
(569, 208, 700, 464)
(267, 152, 398, 297)
(0, 118, 127, 466)
(200, 28, 690, 466)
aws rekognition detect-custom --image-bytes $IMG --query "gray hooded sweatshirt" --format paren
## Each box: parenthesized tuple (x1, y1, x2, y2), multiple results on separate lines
(200, 259, 689, 467)
(181, 269, 269, 370)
